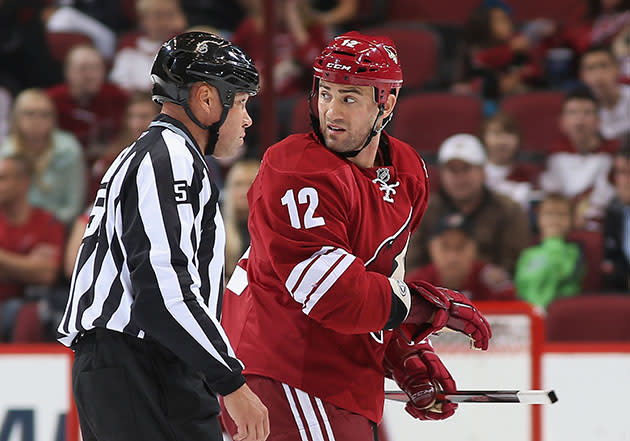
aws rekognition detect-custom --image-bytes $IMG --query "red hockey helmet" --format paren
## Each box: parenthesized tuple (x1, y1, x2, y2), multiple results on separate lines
(312, 31, 403, 105)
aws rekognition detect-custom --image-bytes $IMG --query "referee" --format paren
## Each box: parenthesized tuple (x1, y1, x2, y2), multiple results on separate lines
(58, 32, 269, 441)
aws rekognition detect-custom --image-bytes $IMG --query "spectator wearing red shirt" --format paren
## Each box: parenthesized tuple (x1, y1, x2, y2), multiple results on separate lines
(481, 112, 540, 210)
(47, 44, 129, 164)
(539, 88, 619, 230)
(453, 0, 551, 104)
(109, 0, 187, 93)
(407, 213, 516, 302)
(0, 154, 64, 341)
(232, 0, 328, 139)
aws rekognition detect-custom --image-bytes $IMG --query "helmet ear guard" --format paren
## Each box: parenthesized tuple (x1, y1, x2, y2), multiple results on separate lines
(309, 31, 403, 157)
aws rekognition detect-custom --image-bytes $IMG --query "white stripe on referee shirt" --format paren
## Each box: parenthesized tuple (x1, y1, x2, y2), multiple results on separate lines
(136, 154, 233, 370)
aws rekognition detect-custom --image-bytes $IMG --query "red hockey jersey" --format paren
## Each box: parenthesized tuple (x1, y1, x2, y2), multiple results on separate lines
(222, 132, 429, 423)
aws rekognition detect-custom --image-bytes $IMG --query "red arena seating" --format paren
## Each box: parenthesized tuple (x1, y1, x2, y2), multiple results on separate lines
(567, 230, 603, 292)
(392, 93, 482, 154)
(546, 295, 630, 341)
(386, 0, 479, 25)
(46, 32, 92, 63)
(500, 91, 565, 154)
(361, 27, 439, 90)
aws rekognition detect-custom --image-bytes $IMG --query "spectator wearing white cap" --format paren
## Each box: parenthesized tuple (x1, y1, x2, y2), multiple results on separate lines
(407, 133, 531, 275)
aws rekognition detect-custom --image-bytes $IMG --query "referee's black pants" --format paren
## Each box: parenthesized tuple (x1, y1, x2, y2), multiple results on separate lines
(72, 328, 222, 441)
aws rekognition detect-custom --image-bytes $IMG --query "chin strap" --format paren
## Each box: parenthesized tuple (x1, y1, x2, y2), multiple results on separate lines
(183, 100, 230, 155)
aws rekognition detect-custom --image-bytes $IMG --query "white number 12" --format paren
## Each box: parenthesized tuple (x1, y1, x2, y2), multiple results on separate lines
(280, 187, 325, 229)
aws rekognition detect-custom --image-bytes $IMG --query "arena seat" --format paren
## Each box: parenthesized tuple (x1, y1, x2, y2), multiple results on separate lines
(361, 26, 440, 91)
(386, 0, 479, 25)
(546, 295, 630, 341)
(567, 229, 603, 292)
(46, 31, 92, 63)
(509, 0, 586, 23)
(391, 93, 482, 155)
(500, 91, 565, 155)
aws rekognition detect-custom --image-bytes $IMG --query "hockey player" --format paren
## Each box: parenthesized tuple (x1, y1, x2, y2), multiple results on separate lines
(220, 32, 492, 440)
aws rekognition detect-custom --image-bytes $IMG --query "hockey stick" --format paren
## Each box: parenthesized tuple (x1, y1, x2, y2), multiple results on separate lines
(385, 390, 558, 404)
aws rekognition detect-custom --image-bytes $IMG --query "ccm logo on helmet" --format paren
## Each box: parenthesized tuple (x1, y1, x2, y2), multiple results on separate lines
(326, 62, 351, 71)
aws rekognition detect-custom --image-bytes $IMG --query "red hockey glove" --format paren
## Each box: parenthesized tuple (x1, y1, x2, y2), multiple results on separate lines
(404, 280, 492, 350)
(384, 330, 457, 421)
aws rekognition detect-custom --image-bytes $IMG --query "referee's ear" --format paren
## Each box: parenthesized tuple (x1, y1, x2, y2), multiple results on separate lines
(191, 82, 221, 124)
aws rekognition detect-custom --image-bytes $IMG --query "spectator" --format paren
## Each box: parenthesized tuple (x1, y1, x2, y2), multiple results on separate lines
(311, 0, 358, 28)
(515, 194, 584, 309)
(588, 0, 630, 82)
(0, 89, 86, 225)
(179, 0, 247, 33)
(0, 0, 63, 91)
(233, 0, 328, 140)
(223, 159, 260, 278)
(580, 45, 630, 141)
(89, 91, 160, 200)
(481, 111, 540, 209)
(602, 147, 630, 291)
(44, 2, 119, 60)
(407, 133, 531, 274)
(233, 0, 328, 98)
(110, 0, 187, 93)
(453, 0, 549, 106)
(407, 213, 516, 301)
(47, 44, 129, 163)
(539, 88, 618, 230)
(0, 154, 65, 342)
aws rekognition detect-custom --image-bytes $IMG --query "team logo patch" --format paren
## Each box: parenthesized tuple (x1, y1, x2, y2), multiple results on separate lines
(372, 168, 399, 203)
(376, 167, 390, 183)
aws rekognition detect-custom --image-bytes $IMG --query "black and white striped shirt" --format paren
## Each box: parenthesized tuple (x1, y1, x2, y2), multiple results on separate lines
(58, 114, 244, 395)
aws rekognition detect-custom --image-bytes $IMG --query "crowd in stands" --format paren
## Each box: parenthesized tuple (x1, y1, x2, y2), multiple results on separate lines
(0, 0, 629, 343)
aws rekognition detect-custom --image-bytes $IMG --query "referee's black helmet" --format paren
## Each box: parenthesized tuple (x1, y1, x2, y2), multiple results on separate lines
(151, 32, 259, 144)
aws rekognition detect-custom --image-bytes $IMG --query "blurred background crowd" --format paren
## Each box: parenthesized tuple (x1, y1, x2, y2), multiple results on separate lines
(0, 0, 629, 343)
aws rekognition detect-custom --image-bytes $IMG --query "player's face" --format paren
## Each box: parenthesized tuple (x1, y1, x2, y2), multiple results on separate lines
(429, 230, 476, 284)
(317, 81, 380, 153)
(580, 52, 619, 99)
(214, 92, 253, 158)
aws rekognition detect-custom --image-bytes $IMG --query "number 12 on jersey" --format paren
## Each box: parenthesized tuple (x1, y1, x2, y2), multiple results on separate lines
(280, 187, 326, 229)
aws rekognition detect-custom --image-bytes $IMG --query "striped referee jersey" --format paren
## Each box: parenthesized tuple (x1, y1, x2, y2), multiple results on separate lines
(58, 114, 245, 394)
